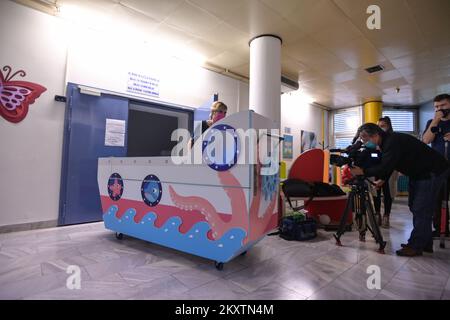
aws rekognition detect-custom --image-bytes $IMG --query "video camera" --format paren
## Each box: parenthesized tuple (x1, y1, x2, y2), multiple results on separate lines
(329, 140, 381, 169)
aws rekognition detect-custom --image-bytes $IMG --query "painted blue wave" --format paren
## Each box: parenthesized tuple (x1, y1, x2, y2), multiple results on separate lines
(103, 205, 247, 263)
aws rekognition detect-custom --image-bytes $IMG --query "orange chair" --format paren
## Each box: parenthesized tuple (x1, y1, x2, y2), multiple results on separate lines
(285, 149, 352, 229)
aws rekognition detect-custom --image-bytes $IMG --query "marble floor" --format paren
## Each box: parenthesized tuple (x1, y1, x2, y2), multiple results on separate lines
(1, 197, 449, 300)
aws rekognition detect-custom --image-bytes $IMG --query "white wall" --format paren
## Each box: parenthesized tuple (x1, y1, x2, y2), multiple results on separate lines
(0, 1, 67, 227)
(280, 92, 328, 171)
(66, 27, 246, 114)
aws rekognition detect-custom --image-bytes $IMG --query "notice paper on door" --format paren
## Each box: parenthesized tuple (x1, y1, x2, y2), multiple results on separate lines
(105, 119, 126, 147)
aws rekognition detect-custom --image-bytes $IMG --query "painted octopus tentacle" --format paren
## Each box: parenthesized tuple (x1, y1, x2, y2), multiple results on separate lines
(249, 164, 262, 218)
(244, 164, 262, 244)
(249, 195, 277, 242)
(168, 185, 228, 240)
(217, 171, 248, 230)
(263, 195, 277, 223)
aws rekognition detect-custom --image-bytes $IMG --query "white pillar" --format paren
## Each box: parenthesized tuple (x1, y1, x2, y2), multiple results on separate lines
(249, 35, 282, 127)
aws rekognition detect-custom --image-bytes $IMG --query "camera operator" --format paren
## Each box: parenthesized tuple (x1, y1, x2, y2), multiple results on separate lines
(349, 123, 449, 257)
(423, 94, 450, 237)
(374, 116, 398, 228)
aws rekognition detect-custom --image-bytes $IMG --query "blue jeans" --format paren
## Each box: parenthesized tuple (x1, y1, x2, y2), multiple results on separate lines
(407, 169, 450, 251)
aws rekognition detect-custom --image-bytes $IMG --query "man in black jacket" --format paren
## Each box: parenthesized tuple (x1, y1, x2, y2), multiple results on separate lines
(350, 123, 449, 257)
(422, 94, 450, 236)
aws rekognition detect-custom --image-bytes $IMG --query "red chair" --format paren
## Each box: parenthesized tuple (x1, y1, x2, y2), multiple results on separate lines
(286, 149, 352, 229)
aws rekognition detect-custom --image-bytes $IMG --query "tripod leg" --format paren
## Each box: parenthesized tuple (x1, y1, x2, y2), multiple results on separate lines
(441, 142, 449, 248)
(440, 199, 447, 249)
(334, 192, 354, 246)
(366, 193, 387, 253)
(440, 180, 447, 249)
(358, 195, 368, 241)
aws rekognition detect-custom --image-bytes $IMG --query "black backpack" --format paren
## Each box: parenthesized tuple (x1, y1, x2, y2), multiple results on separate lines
(279, 215, 317, 241)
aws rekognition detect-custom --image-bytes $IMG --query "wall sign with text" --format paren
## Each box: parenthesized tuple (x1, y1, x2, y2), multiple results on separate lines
(126, 71, 160, 98)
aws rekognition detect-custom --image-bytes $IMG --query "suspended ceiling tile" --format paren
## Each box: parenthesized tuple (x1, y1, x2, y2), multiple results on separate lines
(397, 63, 442, 79)
(377, 38, 429, 61)
(208, 51, 249, 70)
(416, 87, 441, 99)
(284, 0, 348, 35)
(268, 20, 307, 45)
(281, 54, 308, 80)
(332, 69, 368, 84)
(298, 68, 330, 83)
(221, 0, 293, 39)
(382, 93, 416, 106)
(302, 78, 348, 96)
(439, 69, 450, 78)
(337, 98, 362, 108)
(389, 50, 433, 69)
(152, 22, 194, 45)
(341, 79, 382, 96)
(109, 3, 160, 34)
(382, 85, 413, 96)
(406, 0, 450, 47)
(164, 1, 221, 38)
(187, 0, 247, 21)
(59, 0, 115, 11)
(299, 88, 333, 103)
(431, 45, 450, 59)
(284, 37, 351, 74)
(186, 38, 225, 60)
(120, 0, 184, 22)
(199, 22, 248, 50)
(284, 36, 322, 58)
(405, 67, 450, 86)
(333, 0, 427, 60)
(58, 0, 119, 26)
(311, 58, 352, 76)
(367, 69, 404, 83)
(331, 97, 350, 108)
(281, 54, 308, 72)
(375, 78, 409, 91)
(260, 0, 303, 20)
(327, 36, 387, 69)
(229, 63, 250, 78)
(312, 20, 365, 48)
(315, 97, 334, 107)
(333, 0, 417, 34)
(227, 40, 251, 62)
(437, 82, 450, 93)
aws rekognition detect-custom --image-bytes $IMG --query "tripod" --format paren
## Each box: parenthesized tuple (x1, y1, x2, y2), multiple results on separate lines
(333, 176, 387, 253)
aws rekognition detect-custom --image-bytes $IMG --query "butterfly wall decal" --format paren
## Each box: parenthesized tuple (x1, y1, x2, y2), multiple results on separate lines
(0, 65, 47, 123)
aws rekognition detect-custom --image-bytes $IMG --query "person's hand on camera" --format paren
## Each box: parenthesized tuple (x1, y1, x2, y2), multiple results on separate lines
(350, 166, 364, 176)
(374, 179, 385, 189)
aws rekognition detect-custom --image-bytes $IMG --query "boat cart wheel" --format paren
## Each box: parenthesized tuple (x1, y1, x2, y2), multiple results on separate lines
(115, 232, 124, 240)
(214, 261, 224, 271)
